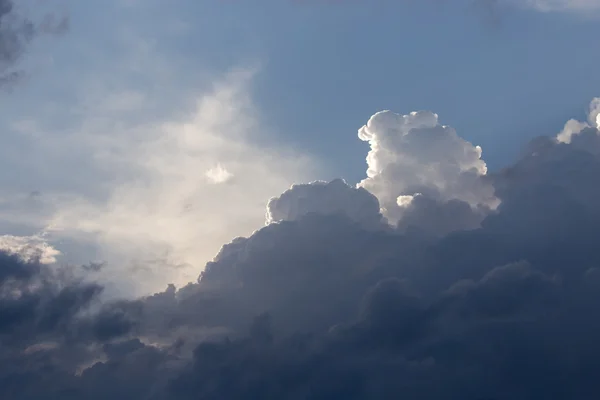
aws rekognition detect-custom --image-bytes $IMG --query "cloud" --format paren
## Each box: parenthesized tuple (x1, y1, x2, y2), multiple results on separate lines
(523, 0, 600, 12)
(205, 164, 234, 184)
(3, 67, 317, 296)
(2, 10, 600, 393)
(474, 0, 600, 14)
(357, 109, 498, 228)
(0, 250, 132, 349)
(164, 98, 600, 399)
(292, 0, 600, 17)
(266, 178, 386, 230)
(0, 234, 60, 264)
(0, 0, 68, 87)
(557, 97, 600, 143)
(3, 97, 600, 398)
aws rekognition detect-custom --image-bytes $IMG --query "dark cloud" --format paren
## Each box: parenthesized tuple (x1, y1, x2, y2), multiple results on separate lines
(0, 249, 140, 399)
(0, 0, 68, 87)
(3, 104, 600, 399)
(82, 261, 106, 273)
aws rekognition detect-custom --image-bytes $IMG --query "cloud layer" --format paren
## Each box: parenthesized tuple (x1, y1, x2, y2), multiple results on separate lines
(1, 67, 316, 296)
(2, 92, 600, 398)
(0, 0, 67, 87)
(524, 0, 600, 12)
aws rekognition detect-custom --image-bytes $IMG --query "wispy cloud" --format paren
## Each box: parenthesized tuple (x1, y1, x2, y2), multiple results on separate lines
(7, 67, 316, 296)
(0, 0, 68, 87)
(523, 0, 600, 12)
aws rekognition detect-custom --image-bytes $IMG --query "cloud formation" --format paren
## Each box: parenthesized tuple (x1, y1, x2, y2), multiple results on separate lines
(0, 0, 68, 87)
(0, 234, 60, 264)
(357, 109, 497, 230)
(266, 178, 386, 230)
(524, 0, 600, 12)
(0, 62, 600, 400)
(205, 164, 234, 184)
(2, 65, 317, 296)
(557, 97, 600, 143)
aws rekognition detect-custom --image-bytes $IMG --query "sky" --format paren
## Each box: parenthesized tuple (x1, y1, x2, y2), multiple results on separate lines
(2, 1, 600, 398)
(2, 0, 600, 295)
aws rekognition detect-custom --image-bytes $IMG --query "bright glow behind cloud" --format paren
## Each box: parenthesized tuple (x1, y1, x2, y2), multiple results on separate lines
(4, 68, 316, 296)
(205, 164, 234, 184)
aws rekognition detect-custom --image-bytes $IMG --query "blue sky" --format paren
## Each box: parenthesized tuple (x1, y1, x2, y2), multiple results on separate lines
(1, 0, 599, 294)
(110, 0, 600, 177)
(11, 0, 600, 173)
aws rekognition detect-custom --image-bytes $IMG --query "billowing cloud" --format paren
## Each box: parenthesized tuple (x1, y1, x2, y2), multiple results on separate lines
(3, 33, 600, 395)
(160, 102, 600, 398)
(0, 234, 60, 264)
(266, 178, 386, 230)
(557, 97, 600, 143)
(357, 109, 497, 228)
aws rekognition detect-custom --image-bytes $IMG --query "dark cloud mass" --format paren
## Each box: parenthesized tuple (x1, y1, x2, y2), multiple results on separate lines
(3, 101, 600, 399)
(0, 0, 67, 87)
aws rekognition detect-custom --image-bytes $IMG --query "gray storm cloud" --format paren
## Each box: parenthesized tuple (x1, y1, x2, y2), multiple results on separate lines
(2, 97, 600, 399)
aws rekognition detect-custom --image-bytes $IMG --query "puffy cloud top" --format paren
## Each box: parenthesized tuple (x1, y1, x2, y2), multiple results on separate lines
(2, 97, 600, 399)
(266, 179, 386, 230)
(557, 98, 600, 143)
(358, 110, 497, 226)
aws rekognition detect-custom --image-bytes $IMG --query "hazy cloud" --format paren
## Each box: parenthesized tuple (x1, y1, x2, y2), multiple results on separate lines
(5, 67, 317, 296)
(205, 164, 234, 184)
(2, 3, 600, 395)
(524, 0, 600, 12)
(2, 96, 600, 398)
(0, 0, 68, 87)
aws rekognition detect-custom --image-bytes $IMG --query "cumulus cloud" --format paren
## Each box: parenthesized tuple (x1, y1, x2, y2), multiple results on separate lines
(3, 11, 600, 394)
(3, 97, 600, 398)
(266, 178, 386, 230)
(357, 109, 498, 229)
(0, 234, 60, 264)
(557, 97, 600, 143)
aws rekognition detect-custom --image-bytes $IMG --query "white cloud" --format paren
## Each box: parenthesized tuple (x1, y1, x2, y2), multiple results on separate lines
(556, 97, 600, 143)
(0, 234, 60, 264)
(1, 68, 317, 296)
(266, 179, 386, 230)
(357, 110, 497, 225)
(205, 164, 234, 184)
